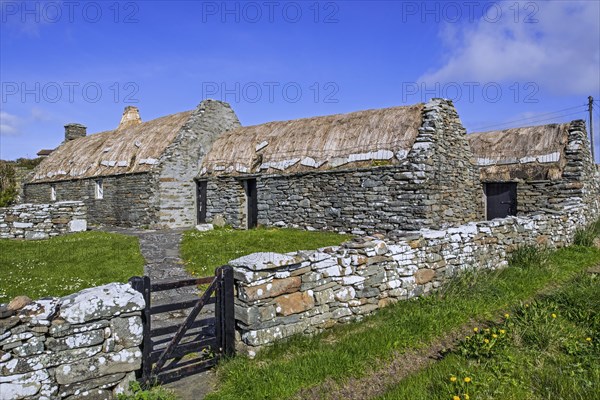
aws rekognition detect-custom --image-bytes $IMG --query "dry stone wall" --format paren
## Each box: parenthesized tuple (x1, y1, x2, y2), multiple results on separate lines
(0, 283, 144, 400)
(231, 203, 598, 356)
(0, 202, 87, 240)
(24, 174, 156, 228)
(204, 99, 483, 234)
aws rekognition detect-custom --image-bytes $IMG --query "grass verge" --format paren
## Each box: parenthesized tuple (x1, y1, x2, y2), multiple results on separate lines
(0, 231, 145, 302)
(204, 245, 600, 400)
(378, 270, 600, 400)
(180, 227, 351, 276)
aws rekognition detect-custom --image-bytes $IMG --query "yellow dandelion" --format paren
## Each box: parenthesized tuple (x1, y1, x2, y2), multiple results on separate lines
(551, 313, 557, 319)
(504, 313, 510, 318)
(492, 334, 498, 338)
(450, 376, 457, 382)
(473, 327, 479, 332)
(484, 339, 490, 344)
(453, 396, 461, 400)
(500, 329, 506, 334)
(464, 377, 472, 383)
(586, 337, 592, 342)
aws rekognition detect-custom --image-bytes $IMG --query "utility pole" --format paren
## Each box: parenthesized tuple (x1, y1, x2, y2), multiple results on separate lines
(588, 96, 595, 161)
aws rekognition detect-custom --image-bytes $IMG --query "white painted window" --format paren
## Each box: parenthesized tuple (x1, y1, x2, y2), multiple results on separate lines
(50, 185, 56, 201)
(95, 179, 104, 199)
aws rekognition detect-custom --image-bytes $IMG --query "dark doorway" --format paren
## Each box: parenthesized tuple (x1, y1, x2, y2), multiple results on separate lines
(485, 182, 517, 220)
(196, 180, 207, 224)
(244, 179, 258, 229)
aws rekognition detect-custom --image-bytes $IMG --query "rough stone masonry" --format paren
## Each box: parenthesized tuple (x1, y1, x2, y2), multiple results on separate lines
(0, 284, 144, 400)
(230, 199, 599, 357)
(0, 202, 87, 240)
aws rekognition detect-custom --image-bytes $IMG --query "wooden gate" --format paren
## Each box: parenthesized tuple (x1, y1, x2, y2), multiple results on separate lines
(129, 265, 235, 384)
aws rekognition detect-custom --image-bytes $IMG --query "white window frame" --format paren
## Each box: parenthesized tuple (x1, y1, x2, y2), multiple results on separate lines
(50, 185, 56, 201)
(95, 179, 104, 199)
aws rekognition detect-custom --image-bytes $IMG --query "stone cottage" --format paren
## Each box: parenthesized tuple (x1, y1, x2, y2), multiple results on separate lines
(23, 100, 240, 228)
(197, 98, 483, 234)
(468, 120, 600, 220)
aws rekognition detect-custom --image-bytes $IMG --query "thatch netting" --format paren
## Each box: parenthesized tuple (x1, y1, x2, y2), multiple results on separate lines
(201, 104, 424, 175)
(30, 111, 193, 183)
(467, 122, 570, 181)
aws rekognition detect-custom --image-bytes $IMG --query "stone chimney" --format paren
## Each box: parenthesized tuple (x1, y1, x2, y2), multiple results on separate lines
(64, 123, 87, 142)
(119, 106, 142, 128)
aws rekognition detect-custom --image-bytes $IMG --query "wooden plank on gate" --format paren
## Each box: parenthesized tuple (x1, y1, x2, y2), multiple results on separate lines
(152, 276, 218, 373)
(151, 276, 215, 292)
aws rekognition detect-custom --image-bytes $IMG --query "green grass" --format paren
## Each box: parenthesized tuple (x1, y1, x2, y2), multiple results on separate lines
(180, 227, 352, 277)
(0, 231, 144, 302)
(205, 245, 600, 400)
(117, 381, 178, 400)
(378, 271, 600, 400)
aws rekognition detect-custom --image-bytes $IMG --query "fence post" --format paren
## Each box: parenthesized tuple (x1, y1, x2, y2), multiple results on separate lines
(215, 266, 236, 357)
(129, 275, 152, 385)
(222, 265, 236, 357)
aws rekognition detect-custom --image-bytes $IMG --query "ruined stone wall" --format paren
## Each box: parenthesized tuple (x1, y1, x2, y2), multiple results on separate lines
(0, 202, 87, 240)
(23, 173, 157, 228)
(204, 99, 482, 234)
(156, 100, 241, 228)
(0, 284, 144, 400)
(231, 204, 597, 356)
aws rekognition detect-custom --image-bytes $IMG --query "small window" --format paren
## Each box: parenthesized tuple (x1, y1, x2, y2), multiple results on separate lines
(50, 185, 56, 201)
(95, 179, 104, 199)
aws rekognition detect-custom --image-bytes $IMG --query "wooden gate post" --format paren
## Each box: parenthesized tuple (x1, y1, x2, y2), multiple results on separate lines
(129, 276, 152, 385)
(216, 266, 236, 357)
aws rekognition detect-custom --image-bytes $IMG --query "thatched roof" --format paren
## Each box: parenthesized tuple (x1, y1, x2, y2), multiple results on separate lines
(468, 122, 570, 181)
(200, 104, 424, 176)
(30, 110, 193, 183)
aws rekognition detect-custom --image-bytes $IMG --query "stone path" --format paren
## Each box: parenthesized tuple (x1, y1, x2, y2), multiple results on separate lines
(98, 226, 217, 399)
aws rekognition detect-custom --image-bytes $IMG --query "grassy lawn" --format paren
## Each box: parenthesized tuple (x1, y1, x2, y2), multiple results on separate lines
(0, 231, 144, 303)
(180, 227, 352, 276)
(204, 243, 600, 400)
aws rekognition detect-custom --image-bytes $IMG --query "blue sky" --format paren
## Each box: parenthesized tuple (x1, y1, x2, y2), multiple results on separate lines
(1, 0, 599, 161)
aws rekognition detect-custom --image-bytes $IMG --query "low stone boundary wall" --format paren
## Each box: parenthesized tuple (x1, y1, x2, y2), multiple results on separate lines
(231, 207, 597, 356)
(0, 284, 144, 400)
(0, 202, 87, 240)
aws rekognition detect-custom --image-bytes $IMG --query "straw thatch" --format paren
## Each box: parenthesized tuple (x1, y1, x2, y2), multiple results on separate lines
(30, 110, 193, 183)
(467, 123, 570, 181)
(201, 104, 424, 175)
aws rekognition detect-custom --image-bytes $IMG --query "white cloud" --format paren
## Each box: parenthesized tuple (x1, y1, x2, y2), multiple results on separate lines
(0, 111, 22, 137)
(419, 1, 600, 96)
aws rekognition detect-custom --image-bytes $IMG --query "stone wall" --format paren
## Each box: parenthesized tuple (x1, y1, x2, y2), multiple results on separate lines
(230, 203, 598, 356)
(24, 174, 156, 228)
(0, 283, 144, 400)
(0, 202, 87, 240)
(203, 99, 483, 233)
(206, 177, 246, 228)
(156, 100, 241, 228)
